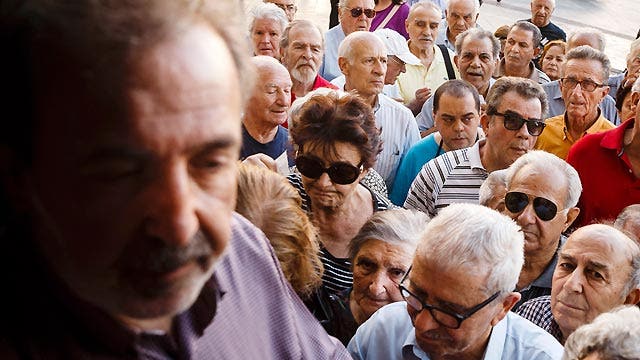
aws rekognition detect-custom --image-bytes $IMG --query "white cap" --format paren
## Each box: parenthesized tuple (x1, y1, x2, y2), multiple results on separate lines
(373, 28, 421, 66)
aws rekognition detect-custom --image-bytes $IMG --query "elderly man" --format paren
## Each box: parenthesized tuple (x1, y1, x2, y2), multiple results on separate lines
(249, 3, 288, 60)
(615, 204, 640, 242)
(417, 27, 500, 134)
(543, 28, 620, 125)
(503, 151, 581, 311)
(320, 0, 375, 81)
(264, 0, 297, 21)
(494, 21, 550, 84)
(535, 46, 614, 159)
(241, 56, 292, 162)
(348, 204, 564, 360)
(398, 1, 457, 115)
(479, 169, 508, 212)
(566, 78, 640, 228)
(280, 20, 337, 103)
(526, 0, 566, 45)
(609, 38, 640, 99)
(0, 0, 349, 358)
(435, 0, 480, 53)
(339, 31, 420, 188)
(405, 77, 547, 217)
(390, 80, 481, 205)
(517, 224, 640, 344)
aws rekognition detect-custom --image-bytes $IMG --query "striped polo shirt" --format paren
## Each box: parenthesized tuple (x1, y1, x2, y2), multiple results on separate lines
(404, 139, 488, 217)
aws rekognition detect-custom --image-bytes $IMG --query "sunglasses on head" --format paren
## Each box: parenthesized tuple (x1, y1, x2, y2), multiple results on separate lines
(348, 7, 376, 18)
(295, 155, 363, 185)
(492, 111, 546, 136)
(504, 191, 559, 221)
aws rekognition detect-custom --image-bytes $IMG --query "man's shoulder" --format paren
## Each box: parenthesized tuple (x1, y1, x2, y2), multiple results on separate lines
(502, 312, 564, 359)
(348, 302, 412, 359)
(379, 94, 413, 118)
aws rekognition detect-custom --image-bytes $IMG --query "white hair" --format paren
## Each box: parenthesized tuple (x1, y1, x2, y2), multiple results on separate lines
(338, 31, 386, 65)
(567, 28, 606, 52)
(479, 169, 508, 207)
(415, 203, 524, 295)
(448, 0, 480, 15)
(505, 150, 582, 209)
(562, 306, 640, 360)
(249, 2, 288, 33)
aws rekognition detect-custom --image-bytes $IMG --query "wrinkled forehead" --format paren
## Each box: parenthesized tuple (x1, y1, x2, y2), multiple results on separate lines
(409, 6, 441, 22)
(507, 27, 535, 43)
(565, 229, 635, 268)
(353, 38, 386, 58)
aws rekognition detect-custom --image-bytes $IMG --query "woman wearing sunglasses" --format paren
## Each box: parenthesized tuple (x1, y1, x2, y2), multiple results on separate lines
(287, 92, 390, 297)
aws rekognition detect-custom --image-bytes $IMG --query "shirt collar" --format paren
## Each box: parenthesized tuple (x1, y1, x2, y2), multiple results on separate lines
(468, 139, 487, 171)
(602, 118, 635, 152)
(481, 315, 508, 359)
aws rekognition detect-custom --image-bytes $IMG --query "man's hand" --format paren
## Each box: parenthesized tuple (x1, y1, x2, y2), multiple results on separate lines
(407, 87, 432, 115)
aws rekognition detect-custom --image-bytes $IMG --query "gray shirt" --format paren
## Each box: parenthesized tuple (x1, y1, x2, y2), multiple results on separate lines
(542, 80, 621, 125)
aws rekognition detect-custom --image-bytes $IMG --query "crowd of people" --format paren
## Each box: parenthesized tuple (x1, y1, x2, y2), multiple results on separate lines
(1, 0, 639, 359)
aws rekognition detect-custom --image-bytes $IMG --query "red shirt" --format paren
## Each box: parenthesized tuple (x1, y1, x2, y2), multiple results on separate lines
(566, 119, 640, 227)
(285, 75, 337, 129)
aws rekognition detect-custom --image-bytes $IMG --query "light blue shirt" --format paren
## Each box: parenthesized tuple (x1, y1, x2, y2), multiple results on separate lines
(542, 80, 621, 125)
(435, 21, 456, 53)
(389, 134, 442, 205)
(348, 301, 564, 360)
(320, 25, 345, 82)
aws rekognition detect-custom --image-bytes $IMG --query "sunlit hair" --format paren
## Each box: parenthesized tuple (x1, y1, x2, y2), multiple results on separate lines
(235, 163, 323, 299)
(485, 77, 548, 119)
(565, 45, 611, 84)
(248, 2, 288, 34)
(280, 19, 324, 50)
(562, 306, 640, 360)
(455, 27, 501, 61)
(567, 28, 606, 52)
(479, 169, 508, 208)
(349, 209, 430, 260)
(408, 0, 441, 20)
(505, 150, 582, 209)
(447, 0, 480, 16)
(627, 37, 640, 63)
(510, 21, 543, 49)
(338, 31, 385, 66)
(290, 91, 382, 170)
(415, 203, 524, 296)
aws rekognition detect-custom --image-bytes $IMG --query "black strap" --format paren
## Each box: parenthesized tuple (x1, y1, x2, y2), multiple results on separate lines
(437, 44, 456, 80)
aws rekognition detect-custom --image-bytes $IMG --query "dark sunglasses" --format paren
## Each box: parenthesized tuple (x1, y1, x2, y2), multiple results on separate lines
(348, 7, 376, 18)
(492, 111, 546, 136)
(504, 191, 559, 221)
(295, 155, 363, 185)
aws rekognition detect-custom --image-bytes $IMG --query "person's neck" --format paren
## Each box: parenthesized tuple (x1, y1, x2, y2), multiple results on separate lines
(242, 119, 279, 144)
(566, 112, 599, 141)
(292, 76, 315, 99)
(447, 28, 456, 45)
(374, 0, 392, 10)
(346, 84, 379, 107)
(349, 293, 367, 325)
(409, 41, 434, 60)
(428, 327, 491, 360)
(518, 244, 558, 290)
(116, 314, 173, 334)
(478, 140, 505, 173)
(504, 61, 531, 79)
(478, 82, 490, 99)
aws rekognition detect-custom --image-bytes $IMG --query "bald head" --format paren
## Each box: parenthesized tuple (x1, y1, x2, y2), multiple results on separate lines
(567, 28, 606, 52)
(338, 31, 386, 63)
(338, 31, 387, 99)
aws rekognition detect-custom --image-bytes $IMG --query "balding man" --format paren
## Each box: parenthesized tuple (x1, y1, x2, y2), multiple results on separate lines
(436, 0, 480, 53)
(494, 21, 550, 84)
(517, 224, 640, 344)
(320, 0, 375, 81)
(241, 56, 292, 163)
(348, 204, 563, 360)
(535, 46, 614, 159)
(398, 1, 458, 115)
(525, 0, 566, 46)
(339, 31, 420, 188)
(503, 151, 581, 310)
(264, 0, 297, 21)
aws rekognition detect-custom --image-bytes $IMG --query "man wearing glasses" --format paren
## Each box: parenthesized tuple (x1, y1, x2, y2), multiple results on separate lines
(535, 46, 614, 159)
(405, 77, 547, 217)
(502, 151, 581, 311)
(320, 0, 376, 81)
(264, 0, 297, 21)
(348, 204, 564, 359)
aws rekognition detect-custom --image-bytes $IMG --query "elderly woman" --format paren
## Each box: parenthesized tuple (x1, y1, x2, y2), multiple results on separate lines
(248, 3, 288, 60)
(236, 163, 323, 300)
(540, 40, 567, 81)
(288, 92, 390, 295)
(315, 209, 428, 345)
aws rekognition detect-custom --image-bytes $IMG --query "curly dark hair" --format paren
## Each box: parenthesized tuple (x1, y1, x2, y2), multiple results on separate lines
(291, 92, 382, 170)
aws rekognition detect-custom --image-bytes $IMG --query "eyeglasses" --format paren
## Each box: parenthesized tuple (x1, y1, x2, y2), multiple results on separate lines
(398, 268, 501, 329)
(492, 111, 546, 136)
(504, 191, 560, 221)
(273, 3, 296, 12)
(295, 155, 363, 185)
(348, 7, 376, 18)
(560, 77, 606, 92)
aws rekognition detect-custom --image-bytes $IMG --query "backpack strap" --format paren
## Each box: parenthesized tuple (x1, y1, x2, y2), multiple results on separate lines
(371, 4, 400, 31)
(437, 44, 456, 80)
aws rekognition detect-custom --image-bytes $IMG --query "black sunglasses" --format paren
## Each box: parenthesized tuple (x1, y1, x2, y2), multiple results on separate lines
(398, 268, 500, 329)
(295, 155, 363, 185)
(492, 111, 546, 136)
(504, 191, 559, 221)
(348, 7, 376, 18)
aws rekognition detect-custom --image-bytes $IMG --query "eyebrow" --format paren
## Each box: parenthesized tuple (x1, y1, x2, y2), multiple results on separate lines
(559, 253, 610, 272)
(408, 281, 466, 313)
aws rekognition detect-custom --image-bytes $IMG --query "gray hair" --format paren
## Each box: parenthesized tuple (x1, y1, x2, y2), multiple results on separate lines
(349, 209, 430, 259)
(249, 2, 288, 33)
(505, 150, 582, 209)
(567, 28, 606, 52)
(562, 306, 640, 360)
(627, 38, 640, 63)
(565, 45, 611, 84)
(409, 0, 442, 18)
(485, 77, 549, 119)
(447, 0, 480, 16)
(615, 204, 640, 240)
(280, 19, 324, 50)
(479, 169, 508, 207)
(338, 31, 385, 64)
(415, 203, 524, 295)
(510, 21, 543, 49)
(455, 27, 501, 61)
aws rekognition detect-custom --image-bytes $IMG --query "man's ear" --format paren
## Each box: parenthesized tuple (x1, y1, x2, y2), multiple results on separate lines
(454, 55, 459, 69)
(480, 113, 491, 134)
(533, 46, 541, 58)
(563, 207, 580, 231)
(624, 288, 640, 305)
(491, 292, 520, 326)
(338, 56, 349, 76)
(632, 91, 640, 107)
